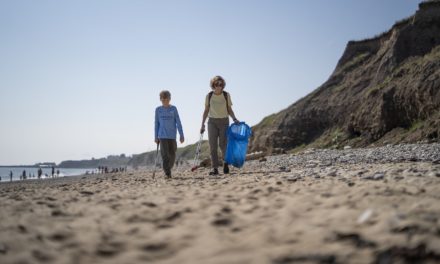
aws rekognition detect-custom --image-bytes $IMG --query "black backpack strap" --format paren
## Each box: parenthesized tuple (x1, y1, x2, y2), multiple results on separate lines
(208, 91, 214, 108)
(223, 91, 229, 108)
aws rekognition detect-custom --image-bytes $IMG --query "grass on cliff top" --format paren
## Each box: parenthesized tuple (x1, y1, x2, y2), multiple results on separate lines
(354, 16, 412, 43)
(257, 113, 277, 129)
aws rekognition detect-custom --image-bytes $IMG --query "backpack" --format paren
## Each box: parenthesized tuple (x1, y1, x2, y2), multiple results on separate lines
(208, 91, 229, 109)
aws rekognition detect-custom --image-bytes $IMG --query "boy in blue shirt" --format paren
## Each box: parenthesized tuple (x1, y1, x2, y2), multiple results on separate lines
(155, 90, 184, 178)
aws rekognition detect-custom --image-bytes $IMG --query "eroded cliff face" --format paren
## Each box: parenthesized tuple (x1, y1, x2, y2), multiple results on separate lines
(249, 1, 440, 153)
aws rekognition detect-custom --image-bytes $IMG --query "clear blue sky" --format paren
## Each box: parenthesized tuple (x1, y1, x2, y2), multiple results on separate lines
(0, 0, 420, 165)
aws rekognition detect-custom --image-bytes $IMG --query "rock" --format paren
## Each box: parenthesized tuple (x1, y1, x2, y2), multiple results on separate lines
(286, 174, 301, 182)
(320, 161, 332, 167)
(344, 146, 352, 150)
(362, 172, 385, 180)
(328, 171, 337, 177)
(428, 171, 440, 177)
(287, 176, 297, 182)
(279, 166, 290, 172)
(373, 173, 385, 180)
(305, 163, 317, 168)
(304, 149, 315, 154)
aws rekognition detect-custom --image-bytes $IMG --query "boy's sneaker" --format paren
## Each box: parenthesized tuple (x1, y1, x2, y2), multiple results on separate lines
(223, 163, 229, 174)
(209, 168, 219, 176)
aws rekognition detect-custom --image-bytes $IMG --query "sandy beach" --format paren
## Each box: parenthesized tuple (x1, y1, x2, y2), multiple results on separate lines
(1, 144, 440, 264)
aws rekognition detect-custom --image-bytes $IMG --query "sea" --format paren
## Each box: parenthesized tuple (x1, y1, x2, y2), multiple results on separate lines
(0, 167, 97, 182)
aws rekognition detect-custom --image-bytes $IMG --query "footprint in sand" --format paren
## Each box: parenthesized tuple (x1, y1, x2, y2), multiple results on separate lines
(272, 254, 336, 264)
(18, 224, 27, 233)
(211, 217, 232, 227)
(141, 242, 168, 252)
(48, 230, 74, 242)
(139, 242, 177, 261)
(374, 243, 440, 264)
(126, 214, 154, 224)
(79, 191, 94, 196)
(51, 209, 69, 217)
(329, 232, 377, 249)
(141, 202, 158, 208)
(96, 241, 125, 257)
(32, 249, 55, 262)
(164, 211, 181, 221)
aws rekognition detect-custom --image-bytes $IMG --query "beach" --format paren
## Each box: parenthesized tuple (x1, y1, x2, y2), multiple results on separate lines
(1, 144, 440, 264)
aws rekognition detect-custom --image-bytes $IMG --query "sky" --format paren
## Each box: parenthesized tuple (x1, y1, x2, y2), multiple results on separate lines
(0, 0, 421, 165)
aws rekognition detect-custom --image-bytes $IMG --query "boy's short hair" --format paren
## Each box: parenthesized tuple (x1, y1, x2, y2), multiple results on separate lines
(210, 76, 226, 89)
(160, 90, 171, 99)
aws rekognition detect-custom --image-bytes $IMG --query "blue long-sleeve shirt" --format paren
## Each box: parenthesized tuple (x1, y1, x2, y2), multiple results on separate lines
(154, 105, 184, 140)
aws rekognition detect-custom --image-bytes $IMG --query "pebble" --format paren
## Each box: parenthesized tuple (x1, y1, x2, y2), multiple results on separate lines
(328, 171, 337, 177)
(373, 173, 385, 180)
(257, 143, 440, 169)
(361, 173, 385, 181)
(428, 172, 440, 177)
(357, 209, 373, 224)
(279, 166, 287, 171)
(286, 174, 301, 182)
(320, 161, 332, 167)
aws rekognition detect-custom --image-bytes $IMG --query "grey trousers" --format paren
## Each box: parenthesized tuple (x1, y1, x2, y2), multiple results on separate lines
(208, 117, 229, 168)
(160, 139, 177, 174)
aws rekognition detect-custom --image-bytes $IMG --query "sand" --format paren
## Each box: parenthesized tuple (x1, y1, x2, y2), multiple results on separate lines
(1, 155, 440, 264)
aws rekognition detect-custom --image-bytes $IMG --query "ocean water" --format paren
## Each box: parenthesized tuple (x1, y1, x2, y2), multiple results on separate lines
(0, 167, 97, 182)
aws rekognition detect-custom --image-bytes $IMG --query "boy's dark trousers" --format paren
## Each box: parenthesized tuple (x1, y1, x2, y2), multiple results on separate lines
(160, 139, 177, 175)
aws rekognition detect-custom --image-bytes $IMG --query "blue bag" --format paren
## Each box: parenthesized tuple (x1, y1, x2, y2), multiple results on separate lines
(225, 122, 252, 168)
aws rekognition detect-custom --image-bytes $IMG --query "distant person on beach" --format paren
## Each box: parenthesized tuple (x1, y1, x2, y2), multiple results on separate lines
(154, 90, 185, 178)
(51, 166, 55, 178)
(22, 170, 26, 180)
(57, 169, 60, 177)
(38, 168, 42, 179)
(200, 76, 239, 176)
(10, 171, 13, 182)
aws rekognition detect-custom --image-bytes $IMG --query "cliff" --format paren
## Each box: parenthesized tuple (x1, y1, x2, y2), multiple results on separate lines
(249, 1, 440, 153)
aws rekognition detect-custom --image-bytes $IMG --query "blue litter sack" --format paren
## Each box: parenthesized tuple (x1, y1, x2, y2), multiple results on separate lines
(225, 122, 252, 168)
